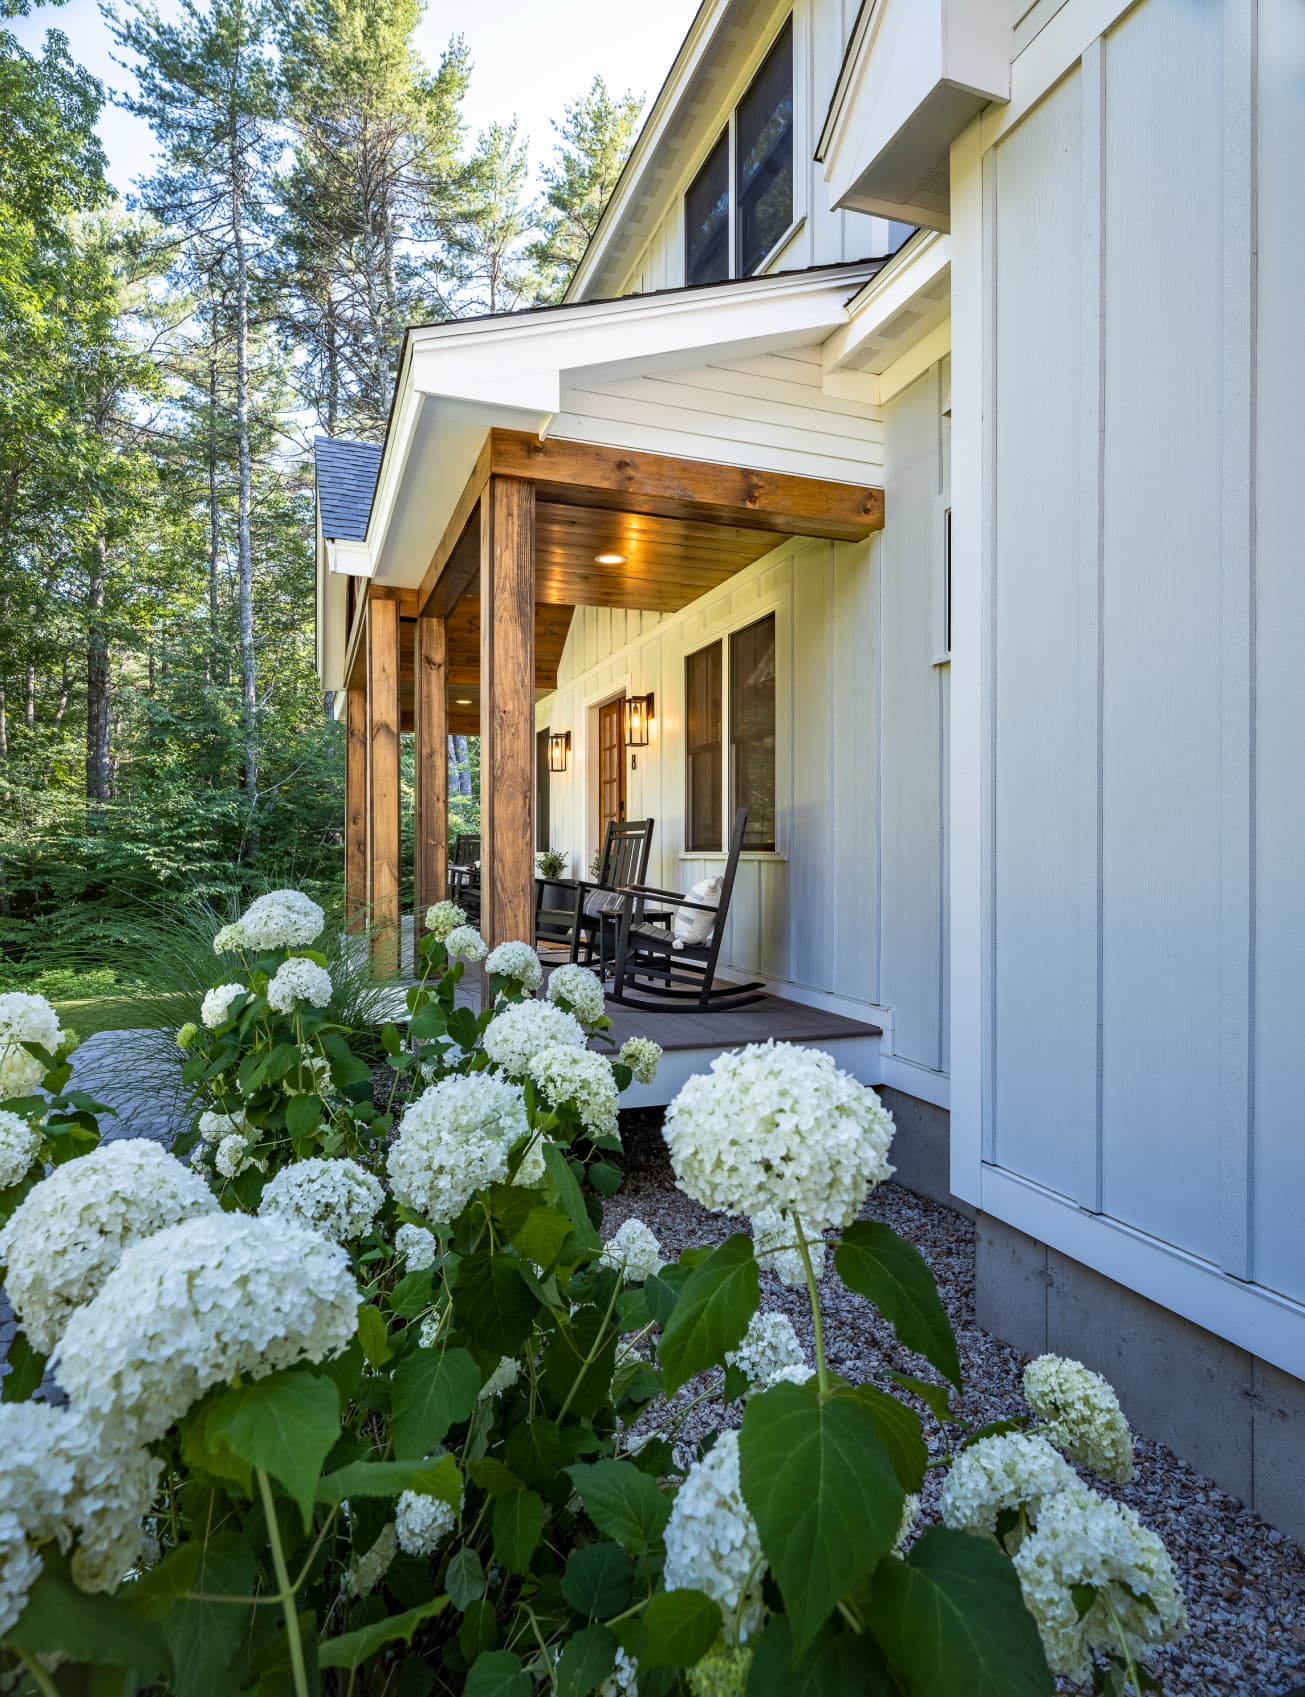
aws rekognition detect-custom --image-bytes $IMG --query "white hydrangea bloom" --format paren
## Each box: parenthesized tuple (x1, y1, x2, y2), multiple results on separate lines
(0, 1139, 219, 1354)
(1013, 1486, 1187, 1682)
(486, 941, 543, 990)
(482, 999, 585, 1078)
(201, 983, 247, 1029)
(546, 964, 606, 1026)
(52, 1213, 361, 1446)
(762, 1362, 814, 1391)
(214, 1132, 257, 1180)
(0, 1404, 80, 1548)
(345, 1523, 397, 1596)
(238, 889, 325, 951)
(663, 1043, 895, 1231)
(600, 1218, 664, 1283)
(663, 1431, 765, 1641)
(479, 1357, 521, 1401)
(395, 1489, 458, 1557)
(939, 1432, 1079, 1548)
(750, 1206, 826, 1289)
(266, 956, 333, 1014)
(0, 991, 63, 1099)
(687, 1645, 751, 1697)
(445, 926, 488, 964)
(395, 1223, 437, 1271)
(212, 922, 246, 955)
(1023, 1355, 1135, 1483)
(725, 1309, 807, 1393)
(0, 1512, 43, 1638)
(618, 1036, 661, 1085)
(259, 1157, 384, 1243)
(598, 1645, 639, 1697)
(68, 1429, 164, 1594)
(424, 900, 466, 941)
(198, 1108, 248, 1145)
(386, 1074, 540, 1224)
(528, 1045, 619, 1138)
(0, 1110, 39, 1190)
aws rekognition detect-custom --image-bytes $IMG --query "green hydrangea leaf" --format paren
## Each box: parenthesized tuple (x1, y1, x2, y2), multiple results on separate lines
(556, 1624, 618, 1697)
(656, 1233, 759, 1394)
(561, 1541, 636, 1618)
(10, 1555, 169, 1673)
(207, 1368, 341, 1531)
(636, 1588, 723, 1668)
(318, 1597, 448, 1669)
(465, 1649, 532, 1697)
(567, 1459, 672, 1555)
(391, 1345, 481, 1459)
(452, 1249, 541, 1355)
(316, 1453, 461, 1508)
(745, 1616, 893, 1694)
(492, 1487, 544, 1574)
(835, 1221, 962, 1391)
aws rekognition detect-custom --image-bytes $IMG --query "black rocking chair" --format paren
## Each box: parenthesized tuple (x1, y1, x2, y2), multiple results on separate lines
(448, 832, 481, 924)
(609, 808, 764, 1012)
(567, 818, 655, 968)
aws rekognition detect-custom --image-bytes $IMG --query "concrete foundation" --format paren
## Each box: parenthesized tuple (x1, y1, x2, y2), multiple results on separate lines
(975, 1213, 1305, 1544)
(877, 1088, 972, 1218)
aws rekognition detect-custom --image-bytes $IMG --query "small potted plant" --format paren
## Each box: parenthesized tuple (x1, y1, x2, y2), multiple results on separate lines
(537, 848, 568, 882)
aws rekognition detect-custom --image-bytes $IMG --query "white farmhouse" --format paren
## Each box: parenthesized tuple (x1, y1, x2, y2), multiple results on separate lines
(315, 0, 1304, 1538)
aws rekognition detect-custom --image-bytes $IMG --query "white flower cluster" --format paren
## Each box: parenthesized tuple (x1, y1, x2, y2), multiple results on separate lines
(216, 1132, 260, 1180)
(395, 1223, 437, 1271)
(346, 1523, 397, 1596)
(600, 1217, 664, 1283)
(52, 1212, 360, 1445)
(284, 1047, 331, 1096)
(198, 1108, 249, 1144)
(528, 1045, 619, 1139)
(482, 999, 585, 1078)
(546, 963, 606, 1025)
(67, 1428, 164, 1593)
(0, 991, 63, 1099)
(724, 1309, 807, 1394)
(662, 1042, 895, 1231)
(259, 1157, 383, 1243)
(396, 1487, 460, 1556)
(487, 940, 543, 990)
(1013, 1486, 1187, 1681)
(479, 1357, 521, 1401)
(0, 1109, 39, 1190)
(598, 1646, 639, 1697)
(663, 1431, 765, 1640)
(750, 1205, 826, 1289)
(219, 889, 325, 954)
(201, 982, 246, 1029)
(267, 956, 333, 1014)
(386, 1074, 541, 1225)
(446, 925, 488, 964)
(0, 1139, 218, 1353)
(1024, 1355, 1135, 1483)
(618, 1035, 661, 1085)
(939, 1432, 1078, 1547)
(424, 900, 466, 941)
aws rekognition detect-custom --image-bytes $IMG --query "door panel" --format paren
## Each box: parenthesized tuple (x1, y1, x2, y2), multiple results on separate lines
(598, 697, 626, 843)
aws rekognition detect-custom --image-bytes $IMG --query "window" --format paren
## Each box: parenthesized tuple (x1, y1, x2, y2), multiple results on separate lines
(685, 613, 777, 853)
(685, 642, 723, 851)
(536, 726, 551, 851)
(683, 17, 793, 285)
(943, 508, 953, 657)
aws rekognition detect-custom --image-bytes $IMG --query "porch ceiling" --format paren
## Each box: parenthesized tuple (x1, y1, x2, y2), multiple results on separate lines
(394, 594, 574, 736)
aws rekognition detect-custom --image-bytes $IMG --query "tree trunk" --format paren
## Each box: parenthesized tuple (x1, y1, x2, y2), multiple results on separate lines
(40, 659, 70, 786)
(325, 293, 339, 435)
(24, 662, 34, 731)
(86, 537, 112, 814)
(232, 119, 258, 857)
(208, 296, 222, 684)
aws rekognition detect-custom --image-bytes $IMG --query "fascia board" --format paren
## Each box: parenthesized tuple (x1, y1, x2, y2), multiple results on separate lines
(326, 539, 373, 577)
(823, 233, 951, 373)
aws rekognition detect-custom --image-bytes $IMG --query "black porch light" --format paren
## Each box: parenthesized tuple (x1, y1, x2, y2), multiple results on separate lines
(623, 693, 654, 747)
(548, 731, 571, 773)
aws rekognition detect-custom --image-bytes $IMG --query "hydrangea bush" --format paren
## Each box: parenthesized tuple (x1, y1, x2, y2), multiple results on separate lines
(0, 896, 1187, 1696)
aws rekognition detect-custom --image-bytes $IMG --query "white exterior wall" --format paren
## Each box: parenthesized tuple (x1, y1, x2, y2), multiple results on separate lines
(537, 356, 951, 1103)
(609, 0, 909, 299)
(949, 0, 1305, 1373)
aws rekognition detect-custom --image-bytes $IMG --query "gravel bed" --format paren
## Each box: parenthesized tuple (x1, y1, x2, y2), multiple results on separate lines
(607, 1111, 1305, 1697)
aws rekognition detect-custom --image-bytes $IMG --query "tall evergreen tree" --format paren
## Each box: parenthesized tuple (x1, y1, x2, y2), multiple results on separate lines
(109, 0, 280, 840)
(451, 119, 538, 316)
(531, 76, 642, 301)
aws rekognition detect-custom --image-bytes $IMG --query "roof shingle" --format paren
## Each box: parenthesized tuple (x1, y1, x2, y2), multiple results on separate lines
(315, 436, 383, 541)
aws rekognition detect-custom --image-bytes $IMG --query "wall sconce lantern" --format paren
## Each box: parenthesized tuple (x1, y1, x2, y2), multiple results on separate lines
(623, 693, 654, 748)
(548, 731, 571, 773)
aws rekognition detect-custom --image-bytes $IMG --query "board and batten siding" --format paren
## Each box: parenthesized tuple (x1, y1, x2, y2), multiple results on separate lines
(979, 0, 1305, 1322)
(536, 359, 950, 1088)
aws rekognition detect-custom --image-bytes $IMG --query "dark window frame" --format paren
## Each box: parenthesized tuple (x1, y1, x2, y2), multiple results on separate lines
(684, 612, 779, 856)
(729, 613, 777, 851)
(684, 641, 724, 852)
(735, 19, 794, 279)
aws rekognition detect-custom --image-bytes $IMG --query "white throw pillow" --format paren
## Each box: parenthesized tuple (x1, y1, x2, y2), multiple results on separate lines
(672, 876, 722, 948)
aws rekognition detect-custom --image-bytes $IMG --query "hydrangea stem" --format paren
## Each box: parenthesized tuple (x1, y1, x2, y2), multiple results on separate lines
(791, 1213, 828, 1397)
(14, 1650, 60, 1697)
(257, 1466, 310, 1697)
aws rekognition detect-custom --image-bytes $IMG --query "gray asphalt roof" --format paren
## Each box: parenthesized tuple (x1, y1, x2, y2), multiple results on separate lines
(314, 435, 383, 541)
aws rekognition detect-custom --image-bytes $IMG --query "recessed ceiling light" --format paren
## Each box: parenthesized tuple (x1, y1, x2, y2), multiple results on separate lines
(454, 697, 472, 705)
(595, 551, 626, 566)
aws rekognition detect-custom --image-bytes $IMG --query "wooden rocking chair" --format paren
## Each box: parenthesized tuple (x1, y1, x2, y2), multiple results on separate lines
(566, 818, 655, 968)
(609, 809, 764, 1012)
(447, 831, 481, 924)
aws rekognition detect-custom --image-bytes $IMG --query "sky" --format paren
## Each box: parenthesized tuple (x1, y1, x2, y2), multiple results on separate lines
(11, 0, 702, 197)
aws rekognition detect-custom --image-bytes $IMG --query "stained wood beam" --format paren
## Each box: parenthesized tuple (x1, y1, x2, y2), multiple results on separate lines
(489, 428, 884, 540)
(413, 613, 448, 944)
(366, 596, 402, 975)
(344, 685, 367, 933)
(479, 476, 535, 948)
(344, 583, 420, 689)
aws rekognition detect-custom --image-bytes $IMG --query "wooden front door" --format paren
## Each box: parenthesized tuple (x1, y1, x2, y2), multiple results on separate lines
(598, 696, 627, 842)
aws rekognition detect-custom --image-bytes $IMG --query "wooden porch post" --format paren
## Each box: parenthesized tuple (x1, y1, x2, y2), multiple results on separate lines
(413, 612, 448, 940)
(344, 684, 367, 932)
(479, 476, 535, 948)
(366, 594, 402, 974)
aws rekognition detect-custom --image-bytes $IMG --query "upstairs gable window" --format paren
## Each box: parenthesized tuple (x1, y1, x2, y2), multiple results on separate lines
(684, 16, 794, 286)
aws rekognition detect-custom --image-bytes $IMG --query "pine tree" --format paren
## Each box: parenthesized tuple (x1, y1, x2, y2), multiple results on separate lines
(531, 76, 642, 301)
(451, 119, 539, 316)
